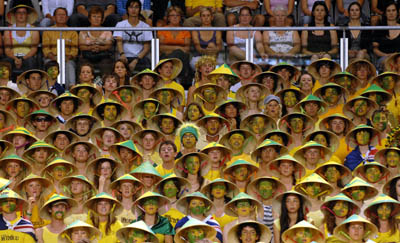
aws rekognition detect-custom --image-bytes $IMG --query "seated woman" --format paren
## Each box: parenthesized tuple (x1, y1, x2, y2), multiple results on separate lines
(113, 59, 130, 86)
(264, 95, 282, 121)
(375, 147, 400, 178)
(264, 0, 294, 26)
(301, 1, 338, 62)
(300, 0, 331, 25)
(297, 71, 316, 95)
(226, 7, 267, 64)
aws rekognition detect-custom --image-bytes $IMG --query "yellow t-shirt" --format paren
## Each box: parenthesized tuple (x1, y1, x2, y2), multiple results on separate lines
(185, 0, 223, 16)
(117, 208, 137, 226)
(0, 229, 36, 243)
(143, 152, 163, 166)
(156, 164, 174, 177)
(374, 229, 400, 243)
(333, 137, 349, 164)
(213, 213, 237, 232)
(203, 169, 222, 181)
(30, 204, 50, 229)
(42, 226, 58, 243)
(87, 219, 123, 243)
(162, 208, 185, 228)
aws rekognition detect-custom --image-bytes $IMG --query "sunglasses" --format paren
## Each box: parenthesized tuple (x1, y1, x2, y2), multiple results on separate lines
(35, 117, 51, 122)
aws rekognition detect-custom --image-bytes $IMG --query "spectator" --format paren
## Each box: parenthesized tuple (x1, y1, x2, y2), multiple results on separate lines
(301, 1, 338, 62)
(114, 0, 152, 73)
(264, 0, 294, 26)
(190, 8, 223, 70)
(113, 59, 131, 86)
(40, 0, 74, 27)
(371, 0, 400, 26)
(4, 5, 40, 78)
(44, 61, 66, 95)
(225, 0, 264, 26)
(151, 0, 186, 26)
(373, 2, 400, 71)
(116, 0, 154, 25)
(79, 6, 114, 76)
(69, 0, 120, 27)
(42, 7, 78, 88)
(263, 5, 301, 63)
(183, 0, 226, 27)
(158, 6, 192, 82)
(227, 7, 266, 64)
(5, 0, 42, 24)
(335, 0, 365, 25)
(188, 55, 217, 105)
(300, 0, 331, 25)
(0, 61, 18, 90)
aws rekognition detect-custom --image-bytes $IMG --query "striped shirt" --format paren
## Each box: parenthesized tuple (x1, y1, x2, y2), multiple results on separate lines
(0, 215, 36, 241)
(175, 215, 223, 242)
(262, 205, 274, 243)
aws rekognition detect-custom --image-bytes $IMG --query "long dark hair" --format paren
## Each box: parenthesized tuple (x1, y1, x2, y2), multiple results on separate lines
(310, 1, 330, 26)
(280, 193, 305, 240)
(113, 60, 131, 85)
(370, 203, 397, 236)
(389, 177, 400, 200)
(381, 2, 399, 37)
(325, 201, 354, 234)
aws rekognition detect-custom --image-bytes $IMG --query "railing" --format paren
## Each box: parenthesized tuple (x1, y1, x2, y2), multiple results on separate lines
(2, 25, 397, 88)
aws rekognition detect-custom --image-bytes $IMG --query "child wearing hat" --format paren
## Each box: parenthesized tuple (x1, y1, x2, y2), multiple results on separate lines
(176, 123, 200, 159)
(116, 220, 158, 243)
(201, 142, 232, 181)
(58, 220, 100, 243)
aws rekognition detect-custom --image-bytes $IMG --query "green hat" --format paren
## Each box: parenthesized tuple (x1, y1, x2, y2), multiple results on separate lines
(371, 72, 400, 91)
(318, 113, 354, 134)
(251, 139, 288, 163)
(346, 59, 376, 82)
(41, 157, 77, 180)
(343, 96, 378, 120)
(22, 140, 59, 164)
(154, 58, 183, 80)
(117, 220, 159, 243)
(315, 161, 352, 186)
(295, 94, 328, 116)
(150, 86, 184, 109)
(0, 188, 27, 208)
(208, 64, 240, 85)
(86, 156, 122, 182)
(375, 147, 400, 168)
(341, 177, 379, 201)
(110, 140, 143, 163)
(59, 175, 96, 198)
(174, 152, 210, 177)
(246, 176, 286, 201)
(329, 71, 360, 90)
(267, 154, 306, 179)
(360, 84, 392, 106)
(345, 124, 380, 148)
(0, 154, 32, 178)
(134, 191, 170, 213)
(25, 109, 57, 125)
(282, 220, 325, 243)
(293, 141, 332, 165)
(294, 173, 334, 198)
(240, 113, 277, 135)
(313, 82, 348, 105)
(364, 193, 400, 219)
(278, 112, 314, 136)
(131, 68, 162, 87)
(320, 193, 360, 216)
(176, 191, 214, 215)
(110, 174, 143, 191)
(196, 112, 228, 128)
(354, 161, 389, 184)
(254, 71, 285, 94)
(272, 190, 311, 216)
(333, 214, 378, 242)
(58, 220, 101, 243)
(227, 220, 272, 243)
(201, 178, 240, 200)
(175, 218, 216, 243)
(62, 141, 100, 163)
(130, 161, 162, 183)
(65, 113, 100, 136)
(304, 129, 340, 154)
(177, 122, 199, 141)
(84, 192, 123, 215)
(223, 159, 259, 180)
(155, 173, 190, 197)
(307, 58, 342, 81)
(49, 92, 83, 115)
(262, 129, 293, 148)
(40, 194, 77, 220)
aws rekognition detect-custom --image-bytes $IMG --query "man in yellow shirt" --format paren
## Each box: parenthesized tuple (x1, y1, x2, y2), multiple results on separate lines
(183, 0, 226, 27)
(156, 141, 178, 176)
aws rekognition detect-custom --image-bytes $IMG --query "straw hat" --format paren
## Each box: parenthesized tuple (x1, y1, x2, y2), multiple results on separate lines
(110, 85, 141, 106)
(16, 69, 54, 94)
(6, 96, 39, 116)
(341, 177, 379, 201)
(110, 173, 143, 192)
(193, 83, 227, 105)
(130, 161, 163, 183)
(269, 62, 301, 84)
(223, 159, 259, 181)
(133, 98, 168, 123)
(175, 191, 214, 215)
(200, 142, 232, 160)
(62, 141, 100, 163)
(318, 113, 354, 134)
(44, 129, 79, 151)
(315, 161, 352, 186)
(345, 124, 380, 148)
(0, 86, 20, 101)
(219, 129, 257, 154)
(58, 220, 101, 243)
(375, 147, 400, 167)
(174, 152, 210, 177)
(6, 4, 38, 24)
(150, 113, 183, 135)
(251, 139, 288, 163)
(294, 94, 328, 116)
(0, 154, 31, 178)
(320, 193, 360, 217)
(86, 156, 122, 182)
(215, 99, 247, 116)
(175, 218, 217, 243)
(236, 83, 269, 104)
(360, 84, 393, 106)
(282, 220, 325, 243)
(278, 112, 314, 136)
(16, 174, 52, 198)
(130, 68, 162, 87)
(247, 176, 285, 201)
(0, 140, 15, 158)
(293, 141, 332, 165)
(267, 154, 306, 180)
(39, 194, 77, 220)
(117, 220, 159, 243)
(383, 175, 400, 195)
(254, 71, 285, 94)
(0, 178, 10, 192)
(84, 192, 123, 215)
(364, 193, 400, 219)
(343, 96, 378, 120)
(111, 120, 142, 136)
(69, 83, 102, 105)
(155, 173, 190, 197)
(49, 92, 83, 115)
(65, 113, 100, 137)
(328, 71, 360, 93)
(196, 112, 228, 128)
(150, 86, 184, 109)
(0, 188, 27, 209)
(231, 61, 262, 75)
(24, 109, 58, 133)
(110, 140, 143, 163)
(272, 190, 311, 216)
(333, 214, 378, 242)
(2, 126, 38, 144)
(41, 157, 77, 180)
(313, 82, 348, 104)
(240, 113, 277, 135)
(207, 63, 240, 85)
(371, 72, 400, 92)
(294, 173, 334, 198)
(354, 161, 389, 184)
(304, 129, 339, 154)
(22, 140, 59, 164)
(200, 178, 239, 199)
(59, 175, 96, 197)
(227, 220, 271, 243)
(346, 59, 376, 82)
(384, 52, 400, 72)
(92, 98, 129, 123)
(131, 129, 165, 154)
(134, 191, 170, 214)
(307, 58, 342, 81)
(90, 126, 123, 149)
(154, 58, 183, 80)
(27, 90, 57, 110)
(262, 129, 293, 148)
(276, 87, 306, 108)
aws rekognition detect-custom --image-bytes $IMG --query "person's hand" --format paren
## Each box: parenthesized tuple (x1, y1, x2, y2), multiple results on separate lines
(28, 193, 37, 210)
(129, 59, 139, 72)
(120, 54, 128, 64)
(99, 175, 107, 186)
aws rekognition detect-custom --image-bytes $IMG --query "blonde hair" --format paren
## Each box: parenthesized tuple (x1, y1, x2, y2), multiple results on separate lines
(194, 56, 217, 83)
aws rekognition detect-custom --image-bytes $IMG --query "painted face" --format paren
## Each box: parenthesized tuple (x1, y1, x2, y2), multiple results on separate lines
(160, 117, 175, 135)
(367, 93, 384, 106)
(139, 75, 156, 90)
(336, 76, 353, 90)
(283, 91, 297, 108)
(32, 148, 50, 164)
(47, 66, 59, 80)
(348, 222, 365, 241)
(304, 182, 322, 198)
(304, 102, 319, 117)
(323, 166, 340, 183)
(285, 195, 300, 213)
(205, 118, 221, 135)
(233, 165, 249, 182)
(386, 150, 400, 168)
(372, 112, 388, 132)
(350, 187, 366, 201)
(71, 228, 89, 243)
(52, 165, 67, 181)
(333, 201, 349, 217)
(313, 134, 328, 147)
(352, 100, 368, 117)
(270, 134, 284, 145)
(96, 200, 111, 216)
(143, 102, 157, 119)
(189, 198, 206, 215)
(261, 147, 278, 163)
(184, 155, 200, 175)
(157, 90, 173, 105)
(142, 198, 159, 215)
(50, 202, 67, 220)
(0, 66, 10, 80)
(249, 116, 265, 134)
(127, 229, 147, 243)
(187, 227, 205, 243)
(258, 180, 274, 200)
(240, 226, 259, 243)
(278, 161, 295, 177)
(289, 117, 304, 134)
(163, 180, 178, 198)
(1, 199, 17, 213)
(229, 133, 245, 150)
(202, 87, 217, 103)
(5, 161, 22, 178)
(294, 228, 313, 243)
(355, 130, 370, 146)
(182, 133, 196, 149)
(36, 94, 52, 108)
(104, 104, 118, 121)
(187, 105, 201, 121)
(119, 88, 133, 103)
(323, 87, 339, 105)
(365, 165, 382, 183)
(236, 200, 252, 217)
(16, 101, 30, 118)
(211, 183, 226, 199)
(303, 147, 321, 165)
(381, 76, 395, 91)
(377, 203, 392, 220)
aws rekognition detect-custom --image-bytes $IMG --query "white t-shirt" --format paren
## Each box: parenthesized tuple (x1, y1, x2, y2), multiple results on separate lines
(113, 20, 152, 58)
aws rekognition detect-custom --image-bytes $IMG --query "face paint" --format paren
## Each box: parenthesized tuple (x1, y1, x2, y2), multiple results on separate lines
(249, 116, 265, 134)
(163, 180, 178, 198)
(187, 228, 205, 243)
(47, 66, 59, 80)
(77, 88, 91, 103)
(187, 105, 201, 121)
(333, 201, 349, 217)
(270, 134, 284, 145)
(368, 93, 383, 106)
(336, 76, 352, 90)
(353, 100, 368, 116)
(211, 183, 226, 199)
(52, 165, 67, 181)
(184, 156, 200, 175)
(233, 165, 249, 182)
(103, 104, 117, 121)
(202, 87, 217, 103)
(119, 88, 133, 103)
(289, 117, 304, 134)
(324, 166, 340, 183)
(160, 118, 175, 135)
(365, 165, 382, 183)
(52, 210, 65, 220)
(377, 203, 392, 220)
(294, 228, 313, 243)
(128, 229, 146, 243)
(229, 133, 245, 150)
(142, 198, 159, 215)
(386, 151, 400, 168)
(143, 102, 157, 119)
(305, 182, 322, 198)
(355, 130, 370, 146)
(157, 90, 173, 105)
(205, 118, 220, 135)
(313, 134, 328, 147)
(182, 133, 196, 149)
(16, 101, 30, 118)
(372, 112, 388, 132)
(350, 187, 366, 201)
(323, 87, 339, 105)
(258, 180, 274, 200)
(382, 76, 395, 90)
(1, 199, 17, 213)
(236, 200, 252, 217)
(189, 198, 206, 215)
(283, 91, 298, 108)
